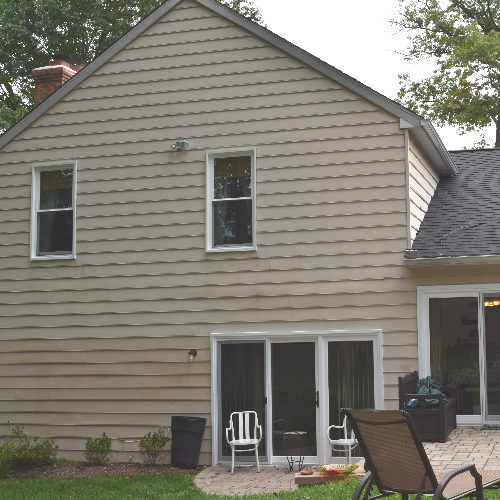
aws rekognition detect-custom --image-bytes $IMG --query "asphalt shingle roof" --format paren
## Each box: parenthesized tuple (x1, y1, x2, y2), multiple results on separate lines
(406, 148, 500, 259)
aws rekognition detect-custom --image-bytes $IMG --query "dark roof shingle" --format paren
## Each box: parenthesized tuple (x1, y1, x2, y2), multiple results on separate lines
(406, 148, 500, 259)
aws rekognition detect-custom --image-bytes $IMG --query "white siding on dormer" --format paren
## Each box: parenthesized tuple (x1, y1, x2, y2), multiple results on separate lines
(408, 137, 439, 243)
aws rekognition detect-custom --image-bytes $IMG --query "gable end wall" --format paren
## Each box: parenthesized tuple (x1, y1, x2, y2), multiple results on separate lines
(0, 0, 413, 462)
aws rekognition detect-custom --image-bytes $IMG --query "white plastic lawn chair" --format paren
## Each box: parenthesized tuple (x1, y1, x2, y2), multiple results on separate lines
(225, 410, 262, 474)
(328, 415, 358, 464)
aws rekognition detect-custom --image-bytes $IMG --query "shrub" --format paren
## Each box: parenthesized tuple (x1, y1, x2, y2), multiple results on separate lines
(7, 424, 58, 469)
(0, 441, 15, 477)
(84, 433, 112, 464)
(138, 428, 169, 465)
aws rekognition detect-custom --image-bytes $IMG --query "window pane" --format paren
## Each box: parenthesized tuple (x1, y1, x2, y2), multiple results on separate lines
(272, 343, 317, 456)
(37, 211, 73, 254)
(429, 297, 480, 415)
(213, 199, 252, 246)
(40, 169, 73, 209)
(214, 156, 251, 199)
(220, 343, 265, 457)
(328, 341, 373, 457)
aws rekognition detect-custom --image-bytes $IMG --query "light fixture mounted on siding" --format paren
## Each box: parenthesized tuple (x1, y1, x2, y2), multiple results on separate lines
(171, 139, 189, 151)
(188, 349, 197, 361)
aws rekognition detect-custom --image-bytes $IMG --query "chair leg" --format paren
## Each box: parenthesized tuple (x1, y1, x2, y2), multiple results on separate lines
(347, 445, 352, 465)
(231, 447, 235, 474)
(353, 471, 373, 500)
(255, 446, 260, 472)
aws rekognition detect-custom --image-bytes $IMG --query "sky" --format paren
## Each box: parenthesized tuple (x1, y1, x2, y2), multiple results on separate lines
(250, 0, 493, 151)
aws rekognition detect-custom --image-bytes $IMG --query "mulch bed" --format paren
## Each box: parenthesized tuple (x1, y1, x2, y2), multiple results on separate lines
(7, 461, 203, 480)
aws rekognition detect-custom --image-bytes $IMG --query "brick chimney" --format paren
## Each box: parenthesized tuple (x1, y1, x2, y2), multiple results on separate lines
(32, 56, 84, 106)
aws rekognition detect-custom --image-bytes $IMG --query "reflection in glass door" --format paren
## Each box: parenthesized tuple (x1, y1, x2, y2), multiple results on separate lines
(271, 342, 317, 457)
(328, 341, 374, 459)
(484, 297, 500, 422)
(220, 343, 266, 459)
(429, 297, 480, 416)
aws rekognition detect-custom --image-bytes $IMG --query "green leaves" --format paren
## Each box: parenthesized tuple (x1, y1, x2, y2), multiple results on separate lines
(221, 0, 265, 26)
(394, 0, 500, 146)
(0, 0, 264, 133)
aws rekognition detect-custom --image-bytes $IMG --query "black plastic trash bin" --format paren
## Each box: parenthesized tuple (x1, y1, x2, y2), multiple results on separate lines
(170, 416, 206, 468)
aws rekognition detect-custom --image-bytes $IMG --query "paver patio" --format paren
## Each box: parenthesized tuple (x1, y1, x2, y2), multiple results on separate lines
(195, 426, 500, 495)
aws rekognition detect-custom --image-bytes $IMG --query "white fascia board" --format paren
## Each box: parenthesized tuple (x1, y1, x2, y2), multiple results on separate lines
(402, 119, 457, 177)
(405, 254, 500, 267)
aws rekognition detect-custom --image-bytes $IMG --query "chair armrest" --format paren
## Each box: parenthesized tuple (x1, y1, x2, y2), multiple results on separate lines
(327, 424, 343, 440)
(225, 426, 231, 443)
(257, 424, 263, 442)
(432, 464, 483, 499)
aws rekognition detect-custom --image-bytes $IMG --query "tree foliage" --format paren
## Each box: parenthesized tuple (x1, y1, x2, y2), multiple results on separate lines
(0, 0, 263, 133)
(394, 0, 500, 147)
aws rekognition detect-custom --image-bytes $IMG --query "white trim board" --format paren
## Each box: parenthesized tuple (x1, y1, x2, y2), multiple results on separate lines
(30, 161, 77, 261)
(205, 147, 257, 252)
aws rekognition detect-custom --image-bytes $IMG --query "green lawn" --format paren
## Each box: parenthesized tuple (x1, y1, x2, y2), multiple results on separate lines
(0, 473, 359, 500)
(0, 473, 499, 499)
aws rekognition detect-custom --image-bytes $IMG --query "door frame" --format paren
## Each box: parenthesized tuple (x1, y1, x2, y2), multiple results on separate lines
(417, 284, 500, 425)
(210, 329, 384, 466)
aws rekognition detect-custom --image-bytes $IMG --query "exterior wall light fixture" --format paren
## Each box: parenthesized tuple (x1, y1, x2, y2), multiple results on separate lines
(171, 140, 189, 151)
(188, 349, 197, 361)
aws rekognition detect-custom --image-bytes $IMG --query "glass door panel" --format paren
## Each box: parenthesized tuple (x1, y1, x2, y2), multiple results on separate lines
(271, 342, 317, 457)
(484, 296, 500, 421)
(220, 343, 266, 458)
(429, 297, 480, 415)
(328, 341, 374, 458)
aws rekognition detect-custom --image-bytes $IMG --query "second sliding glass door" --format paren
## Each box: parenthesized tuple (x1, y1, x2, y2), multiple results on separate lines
(484, 296, 500, 422)
(422, 287, 500, 425)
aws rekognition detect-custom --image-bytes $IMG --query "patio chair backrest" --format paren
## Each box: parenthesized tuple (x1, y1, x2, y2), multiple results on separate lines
(343, 409, 438, 495)
(227, 411, 259, 442)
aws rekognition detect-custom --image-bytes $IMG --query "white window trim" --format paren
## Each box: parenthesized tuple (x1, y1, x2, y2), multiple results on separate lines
(205, 148, 256, 252)
(209, 329, 383, 466)
(30, 161, 77, 261)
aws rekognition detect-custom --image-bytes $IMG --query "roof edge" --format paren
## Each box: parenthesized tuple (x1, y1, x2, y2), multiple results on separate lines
(421, 120, 457, 175)
(405, 254, 500, 268)
(197, 0, 425, 124)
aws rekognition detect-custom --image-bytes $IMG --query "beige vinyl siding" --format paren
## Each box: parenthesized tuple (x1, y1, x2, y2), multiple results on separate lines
(408, 136, 439, 243)
(0, 0, 430, 462)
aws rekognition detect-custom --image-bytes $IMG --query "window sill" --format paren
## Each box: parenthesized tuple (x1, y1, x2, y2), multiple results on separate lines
(206, 246, 257, 253)
(30, 254, 76, 261)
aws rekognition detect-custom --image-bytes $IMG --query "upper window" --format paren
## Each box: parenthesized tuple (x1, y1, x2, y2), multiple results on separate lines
(31, 163, 76, 259)
(206, 149, 256, 252)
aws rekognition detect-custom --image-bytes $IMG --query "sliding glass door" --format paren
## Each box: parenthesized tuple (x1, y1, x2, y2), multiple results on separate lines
(327, 341, 374, 460)
(271, 342, 317, 458)
(428, 297, 480, 416)
(484, 296, 500, 421)
(420, 286, 500, 425)
(213, 331, 382, 465)
(219, 342, 266, 460)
